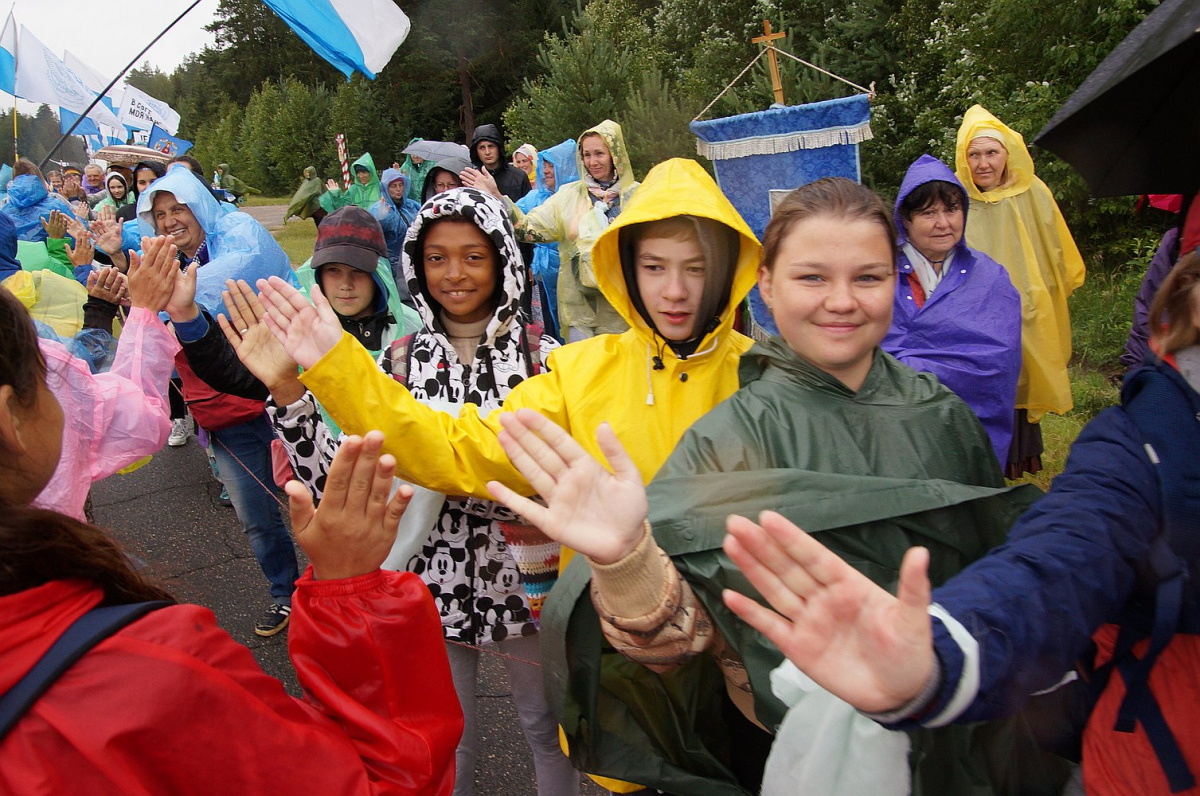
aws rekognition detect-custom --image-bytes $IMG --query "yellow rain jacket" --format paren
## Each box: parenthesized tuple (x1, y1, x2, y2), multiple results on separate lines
(511, 120, 640, 336)
(955, 105, 1086, 420)
(300, 157, 760, 549)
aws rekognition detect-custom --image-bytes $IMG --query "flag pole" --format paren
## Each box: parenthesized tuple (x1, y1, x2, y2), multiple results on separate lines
(37, 0, 202, 170)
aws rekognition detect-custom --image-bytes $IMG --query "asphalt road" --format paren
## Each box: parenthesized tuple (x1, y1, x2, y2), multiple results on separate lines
(91, 435, 605, 796)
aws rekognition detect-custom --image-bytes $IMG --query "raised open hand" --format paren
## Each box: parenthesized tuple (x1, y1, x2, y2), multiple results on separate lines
(325, 178, 340, 191)
(126, 235, 180, 312)
(218, 278, 301, 397)
(460, 167, 502, 199)
(722, 512, 935, 714)
(486, 409, 647, 565)
(65, 233, 96, 268)
(257, 276, 343, 369)
(86, 266, 128, 305)
(40, 209, 69, 240)
(286, 430, 413, 580)
(89, 216, 123, 255)
(94, 203, 116, 225)
(64, 214, 89, 245)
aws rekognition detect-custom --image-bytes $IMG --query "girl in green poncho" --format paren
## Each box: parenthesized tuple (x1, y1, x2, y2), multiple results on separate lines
(94, 173, 133, 212)
(321, 153, 382, 213)
(486, 178, 1066, 795)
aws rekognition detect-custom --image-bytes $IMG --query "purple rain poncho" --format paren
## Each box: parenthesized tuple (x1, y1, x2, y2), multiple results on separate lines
(882, 154, 1022, 463)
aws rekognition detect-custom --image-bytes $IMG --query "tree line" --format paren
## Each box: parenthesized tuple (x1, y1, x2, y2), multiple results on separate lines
(132, 0, 1163, 267)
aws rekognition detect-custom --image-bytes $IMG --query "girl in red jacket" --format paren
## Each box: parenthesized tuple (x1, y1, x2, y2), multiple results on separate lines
(0, 286, 462, 795)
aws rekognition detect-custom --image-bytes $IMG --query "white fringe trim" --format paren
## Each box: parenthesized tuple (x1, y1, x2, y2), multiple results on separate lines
(695, 122, 873, 161)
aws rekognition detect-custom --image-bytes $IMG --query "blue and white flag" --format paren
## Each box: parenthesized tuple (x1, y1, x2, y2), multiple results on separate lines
(60, 107, 101, 136)
(117, 85, 180, 134)
(0, 13, 15, 95)
(148, 124, 192, 157)
(14, 25, 121, 127)
(260, 0, 410, 79)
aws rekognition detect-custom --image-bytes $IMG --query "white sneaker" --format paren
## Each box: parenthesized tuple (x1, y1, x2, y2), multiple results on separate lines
(168, 418, 190, 447)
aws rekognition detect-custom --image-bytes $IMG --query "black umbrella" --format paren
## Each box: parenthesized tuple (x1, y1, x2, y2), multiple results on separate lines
(1033, 0, 1200, 197)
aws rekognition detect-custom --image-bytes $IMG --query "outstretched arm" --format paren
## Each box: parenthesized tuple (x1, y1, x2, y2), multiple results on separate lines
(722, 512, 935, 715)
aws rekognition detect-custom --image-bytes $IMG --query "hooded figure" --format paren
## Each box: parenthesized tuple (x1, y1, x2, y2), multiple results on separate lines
(515, 139, 580, 338)
(137, 167, 297, 312)
(399, 137, 436, 203)
(469, 123, 531, 202)
(286, 166, 326, 222)
(375, 167, 420, 293)
(882, 154, 1022, 463)
(215, 163, 260, 199)
(95, 173, 133, 212)
(954, 105, 1085, 424)
(511, 120, 639, 339)
(0, 175, 75, 242)
(420, 156, 472, 203)
(320, 152, 381, 213)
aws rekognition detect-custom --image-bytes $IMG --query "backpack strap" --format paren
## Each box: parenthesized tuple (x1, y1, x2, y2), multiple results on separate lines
(1109, 363, 1200, 792)
(387, 333, 416, 388)
(523, 323, 545, 377)
(0, 600, 170, 742)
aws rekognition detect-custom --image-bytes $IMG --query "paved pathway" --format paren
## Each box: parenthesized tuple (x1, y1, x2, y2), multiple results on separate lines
(242, 203, 288, 230)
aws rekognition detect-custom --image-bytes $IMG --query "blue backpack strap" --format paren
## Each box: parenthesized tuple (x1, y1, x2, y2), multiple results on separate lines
(1112, 362, 1200, 792)
(0, 600, 170, 742)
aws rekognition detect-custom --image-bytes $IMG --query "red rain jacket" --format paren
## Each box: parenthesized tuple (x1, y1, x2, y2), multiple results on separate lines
(0, 568, 462, 795)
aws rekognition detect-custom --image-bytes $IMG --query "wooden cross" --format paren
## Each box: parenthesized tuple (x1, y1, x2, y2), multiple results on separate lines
(752, 20, 787, 106)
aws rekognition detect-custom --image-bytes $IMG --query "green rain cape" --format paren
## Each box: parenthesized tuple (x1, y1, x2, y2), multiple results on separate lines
(541, 338, 1068, 795)
(286, 166, 326, 220)
(321, 152, 382, 213)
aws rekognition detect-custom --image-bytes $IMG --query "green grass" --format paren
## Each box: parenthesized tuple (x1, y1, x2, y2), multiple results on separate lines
(272, 218, 318, 266)
(241, 194, 292, 208)
(1014, 236, 1158, 490)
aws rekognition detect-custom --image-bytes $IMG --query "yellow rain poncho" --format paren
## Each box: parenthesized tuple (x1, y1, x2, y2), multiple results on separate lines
(3, 269, 86, 338)
(955, 105, 1085, 420)
(300, 157, 759, 526)
(511, 120, 640, 337)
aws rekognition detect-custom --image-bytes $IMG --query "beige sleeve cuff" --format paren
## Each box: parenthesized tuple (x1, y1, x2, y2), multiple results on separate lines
(587, 521, 672, 621)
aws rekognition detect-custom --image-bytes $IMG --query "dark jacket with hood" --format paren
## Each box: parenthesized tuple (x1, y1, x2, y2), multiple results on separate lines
(882, 154, 1023, 463)
(470, 124, 531, 203)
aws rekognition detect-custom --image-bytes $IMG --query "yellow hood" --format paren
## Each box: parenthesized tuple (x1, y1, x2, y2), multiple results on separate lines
(955, 105, 1036, 203)
(591, 158, 760, 350)
(577, 119, 636, 190)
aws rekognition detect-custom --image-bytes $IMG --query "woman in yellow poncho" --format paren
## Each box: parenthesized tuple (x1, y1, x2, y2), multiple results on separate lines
(955, 105, 1085, 477)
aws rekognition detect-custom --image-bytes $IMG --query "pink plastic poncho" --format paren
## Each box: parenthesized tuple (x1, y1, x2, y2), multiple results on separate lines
(35, 306, 180, 520)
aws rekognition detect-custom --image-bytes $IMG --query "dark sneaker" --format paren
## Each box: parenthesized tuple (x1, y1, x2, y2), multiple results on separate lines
(254, 603, 291, 637)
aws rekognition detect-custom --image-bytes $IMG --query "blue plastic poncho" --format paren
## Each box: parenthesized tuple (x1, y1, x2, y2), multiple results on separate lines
(1, 175, 75, 242)
(137, 168, 297, 312)
(514, 139, 579, 334)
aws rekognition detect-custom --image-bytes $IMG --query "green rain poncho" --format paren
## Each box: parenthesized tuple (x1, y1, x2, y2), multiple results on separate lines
(321, 152, 382, 213)
(286, 166, 326, 220)
(217, 164, 260, 196)
(399, 139, 435, 203)
(541, 338, 1067, 795)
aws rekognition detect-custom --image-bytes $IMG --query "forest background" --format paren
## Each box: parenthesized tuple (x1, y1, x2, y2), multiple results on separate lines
(30, 0, 1177, 474)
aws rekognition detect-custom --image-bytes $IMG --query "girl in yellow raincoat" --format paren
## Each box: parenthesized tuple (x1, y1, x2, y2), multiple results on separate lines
(955, 105, 1086, 477)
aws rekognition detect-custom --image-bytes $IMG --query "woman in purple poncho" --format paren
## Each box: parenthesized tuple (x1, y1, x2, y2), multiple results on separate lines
(882, 154, 1023, 465)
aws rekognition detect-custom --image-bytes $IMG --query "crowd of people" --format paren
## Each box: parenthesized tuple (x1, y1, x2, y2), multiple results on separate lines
(0, 97, 1195, 796)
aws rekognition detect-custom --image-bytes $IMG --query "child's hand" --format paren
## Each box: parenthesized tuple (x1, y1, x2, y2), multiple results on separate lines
(257, 277, 344, 369)
(325, 178, 340, 192)
(94, 204, 116, 225)
(286, 431, 412, 580)
(460, 167, 502, 199)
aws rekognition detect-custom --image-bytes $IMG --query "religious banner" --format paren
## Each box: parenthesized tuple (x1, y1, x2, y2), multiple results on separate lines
(117, 85, 181, 135)
(690, 93, 873, 334)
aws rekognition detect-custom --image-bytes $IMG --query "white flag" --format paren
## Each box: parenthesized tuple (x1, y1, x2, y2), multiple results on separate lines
(14, 25, 120, 128)
(117, 85, 180, 135)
